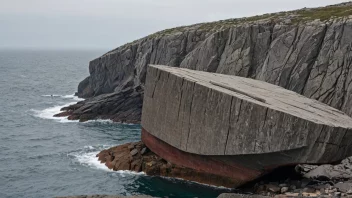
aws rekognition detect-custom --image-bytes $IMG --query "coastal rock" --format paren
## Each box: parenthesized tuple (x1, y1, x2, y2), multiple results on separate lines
(130, 149, 138, 156)
(97, 142, 241, 188)
(55, 88, 143, 123)
(266, 184, 280, 193)
(62, 2, 352, 123)
(297, 157, 352, 181)
(141, 65, 352, 180)
(280, 187, 289, 194)
(140, 147, 147, 155)
(335, 182, 352, 193)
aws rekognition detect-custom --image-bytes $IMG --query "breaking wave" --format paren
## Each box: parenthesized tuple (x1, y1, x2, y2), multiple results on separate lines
(31, 102, 78, 123)
(41, 94, 83, 101)
(32, 94, 114, 123)
(68, 145, 145, 176)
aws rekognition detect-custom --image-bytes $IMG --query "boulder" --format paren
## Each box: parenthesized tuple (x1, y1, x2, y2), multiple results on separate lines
(141, 64, 352, 187)
(335, 182, 352, 193)
(297, 157, 352, 181)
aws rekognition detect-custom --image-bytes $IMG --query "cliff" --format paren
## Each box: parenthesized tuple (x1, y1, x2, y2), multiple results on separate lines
(59, 2, 352, 123)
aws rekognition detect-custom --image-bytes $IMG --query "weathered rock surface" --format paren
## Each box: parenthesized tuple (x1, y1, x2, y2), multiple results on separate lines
(296, 157, 352, 181)
(142, 65, 352, 164)
(97, 142, 241, 188)
(61, 2, 352, 123)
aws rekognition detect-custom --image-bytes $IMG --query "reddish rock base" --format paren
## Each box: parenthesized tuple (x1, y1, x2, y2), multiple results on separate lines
(141, 128, 264, 187)
(97, 141, 241, 188)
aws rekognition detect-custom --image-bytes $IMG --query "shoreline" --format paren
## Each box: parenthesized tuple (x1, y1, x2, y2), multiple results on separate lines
(97, 141, 352, 197)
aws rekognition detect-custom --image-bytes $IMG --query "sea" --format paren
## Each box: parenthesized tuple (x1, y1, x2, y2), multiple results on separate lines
(0, 49, 232, 198)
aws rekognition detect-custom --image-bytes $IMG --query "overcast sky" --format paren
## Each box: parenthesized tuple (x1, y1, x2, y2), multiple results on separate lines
(0, 0, 346, 50)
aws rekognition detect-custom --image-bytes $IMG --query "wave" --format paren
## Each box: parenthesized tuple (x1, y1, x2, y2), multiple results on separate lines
(73, 150, 112, 171)
(84, 119, 114, 124)
(68, 145, 145, 175)
(31, 102, 78, 123)
(32, 94, 84, 122)
(31, 105, 117, 123)
(41, 94, 83, 101)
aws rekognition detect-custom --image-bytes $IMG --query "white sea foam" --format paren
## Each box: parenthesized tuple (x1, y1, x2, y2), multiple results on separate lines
(31, 104, 115, 123)
(31, 102, 78, 123)
(84, 146, 95, 150)
(61, 94, 84, 101)
(84, 119, 114, 124)
(74, 151, 112, 171)
(41, 94, 83, 101)
(70, 146, 145, 175)
(32, 93, 85, 122)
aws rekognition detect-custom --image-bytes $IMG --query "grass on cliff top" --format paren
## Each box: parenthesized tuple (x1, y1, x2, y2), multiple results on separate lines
(295, 4, 352, 21)
(111, 2, 352, 52)
(156, 2, 352, 34)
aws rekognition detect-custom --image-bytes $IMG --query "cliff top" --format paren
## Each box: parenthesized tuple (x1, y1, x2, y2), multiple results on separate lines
(153, 1, 352, 34)
(104, 1, 352, 55)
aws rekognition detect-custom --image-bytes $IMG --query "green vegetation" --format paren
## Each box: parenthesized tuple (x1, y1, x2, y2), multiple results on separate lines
(152, 3, 351, 37)
(109, 2, 352, 53)
(295, 4, 352, 22)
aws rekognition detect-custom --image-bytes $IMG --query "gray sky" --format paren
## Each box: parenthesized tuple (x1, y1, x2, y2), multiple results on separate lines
(0, 0, 346, 50)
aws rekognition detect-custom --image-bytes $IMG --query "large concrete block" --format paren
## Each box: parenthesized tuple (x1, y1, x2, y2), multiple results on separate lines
(142, 65, 352, 164)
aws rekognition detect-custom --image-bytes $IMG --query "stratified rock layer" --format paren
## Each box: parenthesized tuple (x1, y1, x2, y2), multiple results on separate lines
(65, 2, 352, 123)
(141, 64, 352, 186)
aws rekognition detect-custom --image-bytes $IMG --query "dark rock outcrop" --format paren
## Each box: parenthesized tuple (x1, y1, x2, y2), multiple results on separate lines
(56, 88, 143, 123)
(58, 2, 352, 123)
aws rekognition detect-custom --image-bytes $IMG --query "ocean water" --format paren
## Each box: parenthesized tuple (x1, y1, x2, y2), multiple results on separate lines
(0, 50, 231, 198)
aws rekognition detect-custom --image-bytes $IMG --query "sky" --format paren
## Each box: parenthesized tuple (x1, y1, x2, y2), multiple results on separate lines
(0, 0, 347, 50)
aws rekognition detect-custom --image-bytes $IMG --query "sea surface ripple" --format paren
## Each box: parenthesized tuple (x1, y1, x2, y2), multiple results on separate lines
(0, 50, 231, 198)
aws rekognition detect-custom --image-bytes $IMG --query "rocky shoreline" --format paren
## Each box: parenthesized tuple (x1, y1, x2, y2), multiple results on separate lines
(97, 141, 239, 188)
(53, 87, 143, 123)
(97, 142, 352, 197)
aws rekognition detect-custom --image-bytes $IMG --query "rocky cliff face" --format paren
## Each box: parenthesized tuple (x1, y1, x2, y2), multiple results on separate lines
(61, 2, 352, 123)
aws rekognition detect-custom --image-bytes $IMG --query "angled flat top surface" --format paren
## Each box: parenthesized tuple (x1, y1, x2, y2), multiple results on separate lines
(150, 65, 352, 128)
